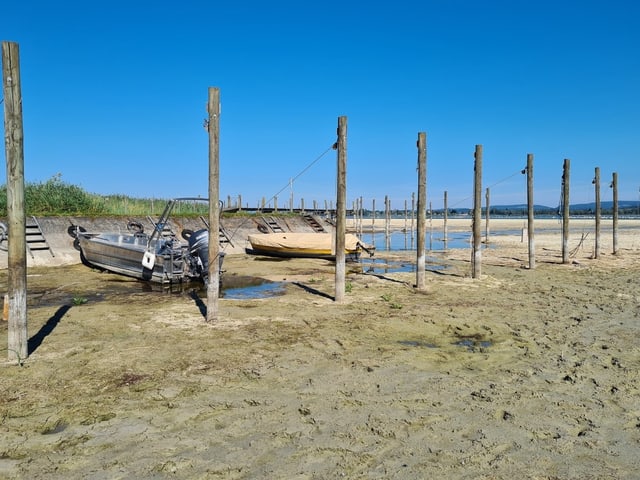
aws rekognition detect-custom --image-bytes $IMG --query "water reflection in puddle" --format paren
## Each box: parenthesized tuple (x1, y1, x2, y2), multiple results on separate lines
(454, 338, 493, 351)
(221, 275, 286, 299)
(354, 257, 449, 275)
(398, 337, 493, 351)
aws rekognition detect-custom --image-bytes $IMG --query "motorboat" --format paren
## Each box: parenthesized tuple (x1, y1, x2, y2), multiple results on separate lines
(70, 198, 223, 284)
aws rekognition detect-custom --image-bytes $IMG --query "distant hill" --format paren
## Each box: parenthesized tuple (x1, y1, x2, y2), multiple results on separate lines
(428, 200, 639, 216)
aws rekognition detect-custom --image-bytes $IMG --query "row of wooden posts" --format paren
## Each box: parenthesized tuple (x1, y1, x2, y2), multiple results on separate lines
(1, 39, 626, 363)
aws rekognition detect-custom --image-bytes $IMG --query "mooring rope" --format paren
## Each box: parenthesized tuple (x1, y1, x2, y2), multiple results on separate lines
(219, 143, 336, 250)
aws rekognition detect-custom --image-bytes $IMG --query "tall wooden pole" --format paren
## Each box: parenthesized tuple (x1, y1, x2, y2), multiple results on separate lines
(443, 191, 448, 249)
(484, 187, 490, 245)
(472, 145, 482, 279)
(334, 116, 347, 303)
(526, 153, 535, 269)
(206, 87, 221, 322)
(371, 198, 376, 234)
(416, 132, 427, 289)
(562, 159, 570, 264)
(411, 191, 415, 244)
(594, 167, 601, 259)
(3, 42, 28, 362)
(612, 172, 619, 255)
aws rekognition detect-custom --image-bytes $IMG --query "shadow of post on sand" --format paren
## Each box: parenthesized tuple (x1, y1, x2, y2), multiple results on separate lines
(28, 305, 71, 355)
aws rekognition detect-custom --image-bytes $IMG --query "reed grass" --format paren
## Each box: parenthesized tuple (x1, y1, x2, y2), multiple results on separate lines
(0, 174, 190, 217)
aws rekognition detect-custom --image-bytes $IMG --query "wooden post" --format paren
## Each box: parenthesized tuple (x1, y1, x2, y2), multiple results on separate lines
(404, 199, 408, 234)
(594, 167, 601, 259)
(485, 187, 490, 244)
(334, 116, 347, 303)
(3, 42, 28, 361)
(526, 154, 535, 269)
(371, 198, 376, 234)
(562, 159, 570, 264)
(612, 172, 619, 255)
(443, 190, 448, 249)
(358, 196, 363, 237)
(289, 178, 294, 213)
(206, 87, 221, 322)
(385, 196, 391, 250)
(301, 197, 305, 214)
(411, 192, 415, 244)
(429, 201, 433, 251)
(238, 194, 242, 211)
(416, 132, 427, 289)
(472, 145, 482, 279)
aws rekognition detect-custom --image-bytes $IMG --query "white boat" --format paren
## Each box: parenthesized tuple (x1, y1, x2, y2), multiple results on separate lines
(246, 232, 373, 261)
(70, 198, 222, 284)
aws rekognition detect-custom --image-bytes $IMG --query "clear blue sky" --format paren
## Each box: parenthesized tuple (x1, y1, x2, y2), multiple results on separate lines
(2, 0, 639, 209)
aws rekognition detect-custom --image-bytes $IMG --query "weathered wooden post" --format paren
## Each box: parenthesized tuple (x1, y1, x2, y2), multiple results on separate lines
(289, 178, 294, 213)
(443, 190, 448, 249)
(334, 116, 347, 303)
(411, 192, 415, 245)
(485, 187, 490, 244)
(3, 42, 28, 362)
(206, 87, 221, 322)
(384, 195, 391, 250)
(472, 145, 482, 279)
(371, 198, 376, 234)
(416, 132, 427, 289)
(562, 159, 570, 264)
(612, 172, 619, 255)
(238, 194, 242, 211)
(429, 201, 433, 251)
(526, 154, 535, 269)
(594, 167, 601, 259)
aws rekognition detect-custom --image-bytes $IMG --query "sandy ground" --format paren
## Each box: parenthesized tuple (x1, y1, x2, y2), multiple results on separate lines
(1, 218, 639, 479)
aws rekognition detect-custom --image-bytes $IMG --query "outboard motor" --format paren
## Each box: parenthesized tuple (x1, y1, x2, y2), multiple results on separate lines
(188, 229, 210, 275)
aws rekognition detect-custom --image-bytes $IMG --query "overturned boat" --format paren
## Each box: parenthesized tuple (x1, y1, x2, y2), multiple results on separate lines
(246, 232, 374, 261)
(69, 198, 223, 284)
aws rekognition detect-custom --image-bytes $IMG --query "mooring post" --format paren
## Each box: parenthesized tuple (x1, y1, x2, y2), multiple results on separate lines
(443, 190, 448, 249)
(334, 116, 347, 303)
(472, 145, 483, 279)
(612, 172, 619, 255)
(2, 41, 28, 362)
(358, 196, 363, 236)
(371, 198, 376, 236)
(485, 187, 490, 245)
(526, 153, 535, 269)
(206, 87, 221, 322)
(562, 159, 570, 264)
(411, 191, 415, 245)
(416, 132, 427, 289)
(594, 167, 601, 259)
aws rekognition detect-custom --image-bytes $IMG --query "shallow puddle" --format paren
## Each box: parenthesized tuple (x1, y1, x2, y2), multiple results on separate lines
(454, 337, 493, 351)
(355, 256, 449, 275)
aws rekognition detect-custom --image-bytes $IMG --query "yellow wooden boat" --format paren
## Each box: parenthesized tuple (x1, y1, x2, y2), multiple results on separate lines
(247, 232, 373, 260)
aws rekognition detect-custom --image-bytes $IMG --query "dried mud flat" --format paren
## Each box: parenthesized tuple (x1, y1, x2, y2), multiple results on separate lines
(1, 220, 640, 479)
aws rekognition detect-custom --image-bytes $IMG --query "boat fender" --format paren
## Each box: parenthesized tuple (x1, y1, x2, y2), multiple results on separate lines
(142, 250, 156, 270)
